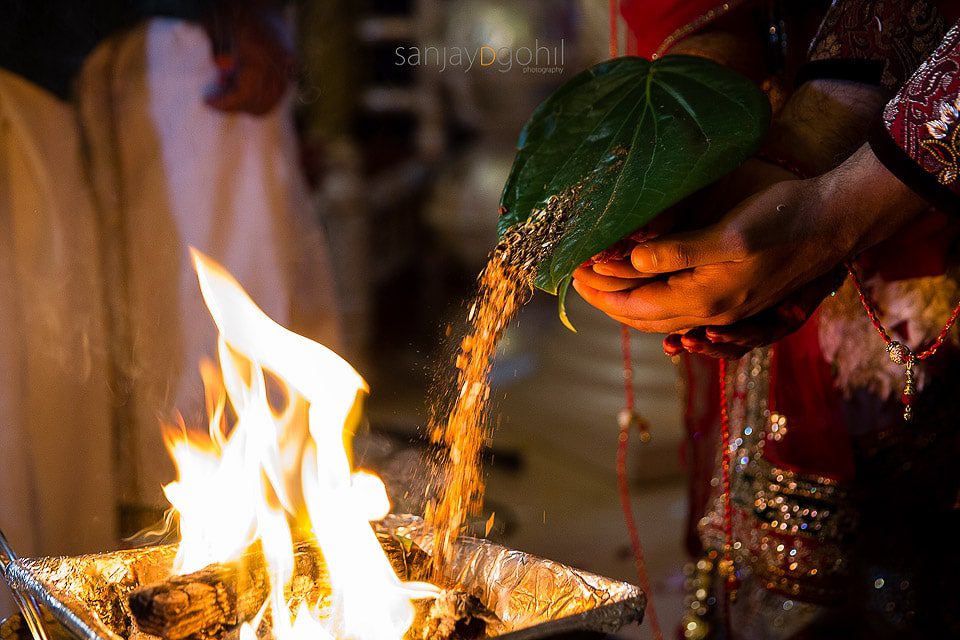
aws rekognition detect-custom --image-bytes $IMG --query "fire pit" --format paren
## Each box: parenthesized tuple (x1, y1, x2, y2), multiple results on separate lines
(2, 251, 645, 640)
(2, 515, 643, 640)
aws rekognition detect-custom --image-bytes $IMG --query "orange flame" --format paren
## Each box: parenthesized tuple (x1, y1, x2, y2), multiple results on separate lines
(162, 249, 437, 640)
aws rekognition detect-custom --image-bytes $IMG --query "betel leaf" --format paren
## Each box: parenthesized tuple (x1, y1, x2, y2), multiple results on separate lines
(498, 55, 771, 324)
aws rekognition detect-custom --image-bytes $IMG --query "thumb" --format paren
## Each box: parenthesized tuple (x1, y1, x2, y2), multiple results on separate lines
(630, 225, 725, 274)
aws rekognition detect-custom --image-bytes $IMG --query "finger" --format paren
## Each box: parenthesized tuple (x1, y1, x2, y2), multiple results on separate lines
(693, 341, 752, 360)
(575, 270, 753, 333)
(663, 333, 685, 356)
(591, 267, 749, 322)
(573, 278, 741, 333)
(593, 260, 646, 279)
(572, 278, 649, 320)
(679, 327, 708, 349)
(676, 328, 714, 355)
(604, 309, 703, 335)
(702, 269, 840, 349)
(704, 322, 771, 346)
(572, 266, 640, 292)
(702, 305, 798, 350)
(668, 327, 747, 358)
(593, 260, 644, 278)
(630, 225, 733, 274)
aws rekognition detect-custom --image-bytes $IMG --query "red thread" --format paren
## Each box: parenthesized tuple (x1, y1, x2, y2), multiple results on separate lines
(610, 6, 660, 638)
(617, 325, 663, 640)
(847, 262, 960, 360)
(621, 324, 635, 408)
(610, 3, 662, 636)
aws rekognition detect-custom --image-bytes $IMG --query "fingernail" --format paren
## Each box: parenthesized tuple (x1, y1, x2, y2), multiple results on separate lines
(705, 328, 730, 343)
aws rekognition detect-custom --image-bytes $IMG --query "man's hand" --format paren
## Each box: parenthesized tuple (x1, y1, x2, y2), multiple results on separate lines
(202, 2, 294, 116)
(572, 178, 845, 332)
(579, 158, 799, 291)
(572, 145, 928, 335)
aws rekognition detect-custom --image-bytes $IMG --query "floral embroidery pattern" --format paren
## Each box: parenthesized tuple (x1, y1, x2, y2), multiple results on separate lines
(921, 96, 960, 185)
(809, 0, 944, 90)
(883, 24, 960, 190)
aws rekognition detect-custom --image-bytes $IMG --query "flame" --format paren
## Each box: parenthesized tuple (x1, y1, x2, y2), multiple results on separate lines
(161, 249, 437, 640)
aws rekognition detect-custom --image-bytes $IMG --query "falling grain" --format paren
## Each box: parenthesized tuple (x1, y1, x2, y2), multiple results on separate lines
(424, 188, 579, 577)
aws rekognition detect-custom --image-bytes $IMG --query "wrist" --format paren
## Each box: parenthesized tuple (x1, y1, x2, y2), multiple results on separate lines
(763, 79, 888, 177)
(816, 145, 929, 260)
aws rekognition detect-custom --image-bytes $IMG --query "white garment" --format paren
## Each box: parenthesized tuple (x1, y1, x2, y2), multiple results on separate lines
(0, 17, 339, 588)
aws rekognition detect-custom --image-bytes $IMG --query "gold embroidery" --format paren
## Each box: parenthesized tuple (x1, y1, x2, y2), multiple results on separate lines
(920, 105, 960, 186)
(652, 2, 740, 59)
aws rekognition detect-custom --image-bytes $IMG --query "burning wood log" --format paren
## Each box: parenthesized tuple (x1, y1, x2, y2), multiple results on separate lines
(128, 534, 429, 640)
(411, 591, 502, 640)
(127, 550, 271, 640)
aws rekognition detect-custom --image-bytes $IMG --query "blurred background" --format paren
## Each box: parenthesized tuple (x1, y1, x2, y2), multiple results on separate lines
(299, 1, 689, 636)
(0, 0, 690, 636)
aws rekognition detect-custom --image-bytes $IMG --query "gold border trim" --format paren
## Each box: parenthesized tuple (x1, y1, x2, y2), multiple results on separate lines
(652, 1, 744, 59)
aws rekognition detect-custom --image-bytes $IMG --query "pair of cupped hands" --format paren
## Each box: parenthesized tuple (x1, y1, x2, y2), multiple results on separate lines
(571, 143, 928, 359)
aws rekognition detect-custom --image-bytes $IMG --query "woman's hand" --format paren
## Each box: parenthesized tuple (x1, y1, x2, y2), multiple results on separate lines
(579, 158, 799, 292)
(572, 145, 928, 334)
(661, 267, 845, 359)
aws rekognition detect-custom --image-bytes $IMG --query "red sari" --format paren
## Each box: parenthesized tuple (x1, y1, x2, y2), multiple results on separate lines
(619, 0, 744, 58)
(619, 0, 960, 634)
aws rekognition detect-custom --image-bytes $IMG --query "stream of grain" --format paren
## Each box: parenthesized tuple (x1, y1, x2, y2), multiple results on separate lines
(424, 192, 576, 577)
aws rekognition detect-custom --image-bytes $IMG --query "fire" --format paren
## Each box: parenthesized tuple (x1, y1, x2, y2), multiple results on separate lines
(161, 249, 438, 640)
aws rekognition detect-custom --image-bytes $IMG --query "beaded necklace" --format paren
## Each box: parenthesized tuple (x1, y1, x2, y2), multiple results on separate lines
(847, 263, 960, 421)
(608, 5, 957, 636)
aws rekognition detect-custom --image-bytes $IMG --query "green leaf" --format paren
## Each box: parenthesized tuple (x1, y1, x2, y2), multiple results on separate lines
(498, 55, 770, 299)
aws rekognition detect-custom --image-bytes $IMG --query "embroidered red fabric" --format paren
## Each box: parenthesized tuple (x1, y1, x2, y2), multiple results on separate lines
(619, 0, 737, 58)
(871, 23, 960, 209)
(802, 0, 945, 90)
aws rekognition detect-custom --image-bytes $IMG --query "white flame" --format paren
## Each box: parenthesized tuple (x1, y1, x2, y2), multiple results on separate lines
(161, 249, 437, 640)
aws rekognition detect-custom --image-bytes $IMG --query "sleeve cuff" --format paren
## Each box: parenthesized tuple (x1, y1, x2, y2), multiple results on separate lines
(869, 121, 960, 214)
(796, 59, 886, 88)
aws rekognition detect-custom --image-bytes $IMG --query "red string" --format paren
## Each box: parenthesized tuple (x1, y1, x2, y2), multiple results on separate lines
(922, 303, 960, 360)
(617, 326, 663, 640)
(620, 324, 635, 408)
(847, 262, 960, 360)
(609, 6, 660, 638)
(846, 264, 893, 345)
(609, 0, 619, 58)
